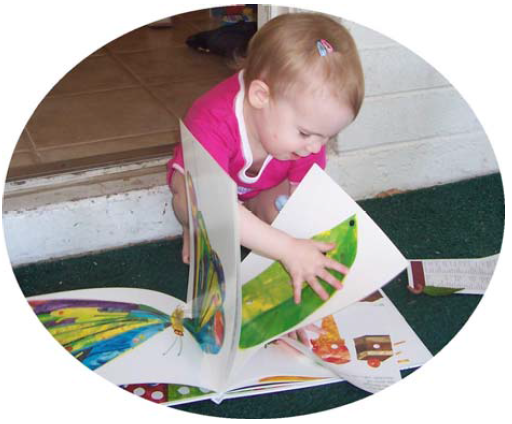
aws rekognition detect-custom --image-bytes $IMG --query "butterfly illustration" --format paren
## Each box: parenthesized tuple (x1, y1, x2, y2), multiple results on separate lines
(181, 172, 226, 354)
(163, 306, 185, 356)
(28, 173, 226, 369)
(28, 299, 184, 371)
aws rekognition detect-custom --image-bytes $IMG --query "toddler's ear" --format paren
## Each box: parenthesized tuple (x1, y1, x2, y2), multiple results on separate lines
(247, 79, 270, 109)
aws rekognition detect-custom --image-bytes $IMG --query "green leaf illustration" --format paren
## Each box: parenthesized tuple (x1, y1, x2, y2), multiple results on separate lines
(239, 215, 358, 349)
(422, 286, 464, 296)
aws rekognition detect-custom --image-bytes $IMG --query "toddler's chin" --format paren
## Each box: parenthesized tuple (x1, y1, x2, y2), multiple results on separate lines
(274, 152, 303, 161)
(287, 153, 302, 160)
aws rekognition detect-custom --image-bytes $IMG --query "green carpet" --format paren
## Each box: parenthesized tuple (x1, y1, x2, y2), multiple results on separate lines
(14, 173, 504, 418)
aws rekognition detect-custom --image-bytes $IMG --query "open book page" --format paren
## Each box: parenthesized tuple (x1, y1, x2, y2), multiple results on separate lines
(117, 285, 434, 407)
(373, 291, 432, 369)
(127, 288, 432, 406)
(281, 289, 432, 393)
(161, 289, 432, 406)
(222, 290, 432, 401)
(231, 165, 408, 377)
(27, 288, 207, 389)
(214, 378, 339, 405)
(142, 375, 339, 407)
(119, 335, 338, 406)
(180, 122, 241, 392)
(407, 255, 499, 295)
(225, 337, 336, 391)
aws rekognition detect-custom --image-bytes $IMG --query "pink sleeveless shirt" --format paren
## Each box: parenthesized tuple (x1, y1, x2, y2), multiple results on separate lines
(167, 72, 326, 201)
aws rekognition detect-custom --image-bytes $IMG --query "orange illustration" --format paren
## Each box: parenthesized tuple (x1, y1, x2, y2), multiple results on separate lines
(311, 315, 350, 364)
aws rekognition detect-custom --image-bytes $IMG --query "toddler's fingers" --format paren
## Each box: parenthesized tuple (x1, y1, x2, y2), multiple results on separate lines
(276, 339, 302, 355)
(307, 276, 329, 301)
(293, 279, 302, 304)
(318, 269, 343, 290)
(314, 241, 337, 253)
(325, 257, 350, 275)
(304, 323, 325, 335)
(297, 328, 311, 346)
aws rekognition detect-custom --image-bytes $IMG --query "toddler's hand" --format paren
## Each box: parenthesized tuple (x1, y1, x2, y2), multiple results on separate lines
(279, 238, 349, 304)
(287, 323, 325, 347)
(274, 323, 325, 354)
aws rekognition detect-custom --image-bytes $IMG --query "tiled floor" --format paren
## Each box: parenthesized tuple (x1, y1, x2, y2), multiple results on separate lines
(7, 10, 234, 181)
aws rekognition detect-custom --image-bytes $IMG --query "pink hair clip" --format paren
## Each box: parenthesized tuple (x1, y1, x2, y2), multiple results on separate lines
(316, 39, 334, 56)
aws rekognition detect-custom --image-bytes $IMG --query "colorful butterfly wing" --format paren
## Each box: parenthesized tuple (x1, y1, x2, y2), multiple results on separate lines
(195, 225, 225, 330)
(29, 299, 171, 370)
(184, 173, 226, 354)
(184, 211, 226, 354)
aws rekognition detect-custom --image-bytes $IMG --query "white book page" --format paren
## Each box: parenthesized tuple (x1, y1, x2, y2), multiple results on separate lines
(180, 122, 241, 392)
(226, 338, 336, 391)
(374, 292, 432, 369)
(281, 290, 432, 393)
(223, 291, 433, 401)
(217, 378, 338, 404)
(283, 299, 402, 393)
(97, 329, 204, 388)
(232, 165, 408, 374)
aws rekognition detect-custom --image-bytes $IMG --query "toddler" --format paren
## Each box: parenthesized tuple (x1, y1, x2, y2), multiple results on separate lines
(168, 12, 364, 304)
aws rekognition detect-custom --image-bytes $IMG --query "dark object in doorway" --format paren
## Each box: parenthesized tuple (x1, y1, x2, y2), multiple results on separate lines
(186, 21, 257, 59)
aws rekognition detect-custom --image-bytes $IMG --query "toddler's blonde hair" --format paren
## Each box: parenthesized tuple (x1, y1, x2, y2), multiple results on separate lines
(243, 13, 365, 117)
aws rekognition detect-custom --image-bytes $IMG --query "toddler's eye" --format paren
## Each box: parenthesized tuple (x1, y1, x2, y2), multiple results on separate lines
(299, 131, 310, 138)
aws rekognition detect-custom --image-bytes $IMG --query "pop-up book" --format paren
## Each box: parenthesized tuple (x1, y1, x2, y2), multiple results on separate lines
(27, 122, 431, 406)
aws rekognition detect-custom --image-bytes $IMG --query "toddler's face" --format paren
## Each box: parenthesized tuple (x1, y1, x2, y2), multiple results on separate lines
(258, 87, 354, 161)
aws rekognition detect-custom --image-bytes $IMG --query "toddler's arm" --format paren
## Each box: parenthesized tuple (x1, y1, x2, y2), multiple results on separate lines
(239, 205, 349, 303)
(172, 170, 349, 301)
